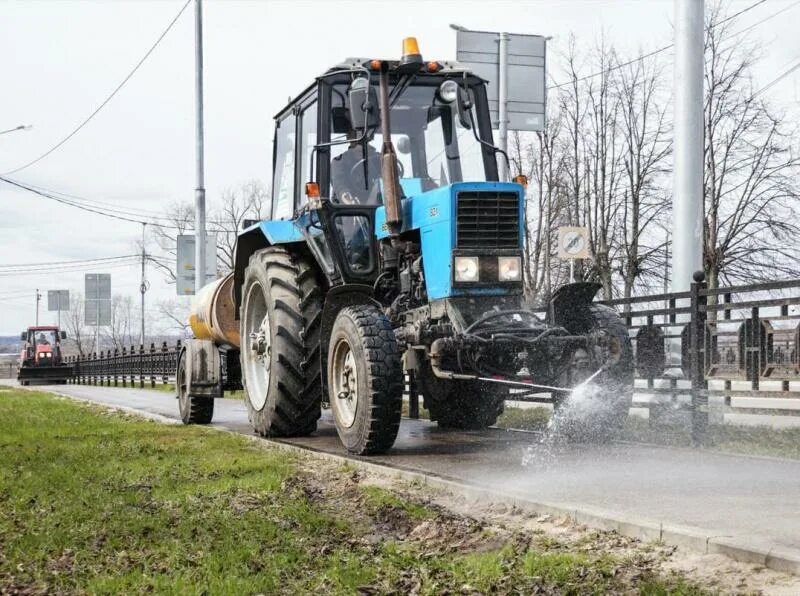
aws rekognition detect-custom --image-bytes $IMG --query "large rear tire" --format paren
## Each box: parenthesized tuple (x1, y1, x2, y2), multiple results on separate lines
(327, 305, 403, 454)
(417, 368, 507, 430)
(177, 352, 214, 424)
(240, 247, 323, 437)
(552, 304, 634, 443)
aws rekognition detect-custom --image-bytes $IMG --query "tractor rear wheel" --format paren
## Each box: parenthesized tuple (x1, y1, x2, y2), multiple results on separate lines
(240, 247, 323, 437)
(177, 351, 214, 424)
(418, 369, 507, 430)
(327, 305, 403, 454)
(551, 304, 634, 443)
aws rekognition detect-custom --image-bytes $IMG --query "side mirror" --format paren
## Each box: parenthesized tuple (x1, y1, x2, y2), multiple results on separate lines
(20, 332, 26, 341)
(61, 331, 67, 340)
(456, 86, 473, 130)
(348, 78, 378, 131)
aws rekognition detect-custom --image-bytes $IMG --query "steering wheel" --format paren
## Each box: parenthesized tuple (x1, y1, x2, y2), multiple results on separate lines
(349, 157, 404, 180)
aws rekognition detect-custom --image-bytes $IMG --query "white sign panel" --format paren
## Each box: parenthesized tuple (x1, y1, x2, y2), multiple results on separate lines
(456, 30, 547, 132)
(47, 290, 70, 312)
(176, 234, 218, 295)
(558, 226, 590, 260)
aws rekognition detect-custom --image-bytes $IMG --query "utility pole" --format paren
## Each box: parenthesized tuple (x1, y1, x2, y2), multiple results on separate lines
(194, 0, 207, 293)
(35, 289, 41, 326)
(497, 32, 509, 182)
(140, 223, 148, 346)
(672, 0, 704, 291)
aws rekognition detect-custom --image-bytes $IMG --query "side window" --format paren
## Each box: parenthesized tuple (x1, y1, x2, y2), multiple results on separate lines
(298, 101, 318, 208)
(272, 113, 296, 220)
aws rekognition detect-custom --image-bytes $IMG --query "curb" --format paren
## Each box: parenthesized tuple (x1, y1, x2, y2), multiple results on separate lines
(13, 384, 800, 577)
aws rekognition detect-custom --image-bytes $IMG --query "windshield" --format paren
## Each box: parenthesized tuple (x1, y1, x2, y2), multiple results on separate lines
(31, 330, 57, 345)
(328, 80, 487, 204)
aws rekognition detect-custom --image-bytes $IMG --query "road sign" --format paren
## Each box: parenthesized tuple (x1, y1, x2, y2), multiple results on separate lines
(558, 226, 590, 260)
(176, 234, 217, 295)
(85, 274, 111, 326)
(456, 29, 547, 132)
(47, 290, 69, 311)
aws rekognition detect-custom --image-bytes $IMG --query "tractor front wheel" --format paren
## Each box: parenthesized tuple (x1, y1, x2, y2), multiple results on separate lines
(327, 305, 403, 455)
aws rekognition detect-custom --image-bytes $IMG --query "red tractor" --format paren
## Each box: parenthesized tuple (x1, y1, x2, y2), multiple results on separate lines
(17, 326, 72, 385)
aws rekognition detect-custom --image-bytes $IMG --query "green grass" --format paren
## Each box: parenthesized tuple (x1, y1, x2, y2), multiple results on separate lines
(0, 390, 708, 594)
(495, 405, 552, 431)
(624, 415, 800, 460)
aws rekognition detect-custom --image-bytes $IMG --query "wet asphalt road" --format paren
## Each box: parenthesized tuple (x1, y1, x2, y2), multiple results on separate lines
(7, 381, 800, 559)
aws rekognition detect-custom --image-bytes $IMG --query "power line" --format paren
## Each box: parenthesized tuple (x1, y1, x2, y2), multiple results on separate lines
(0, 255, 139, 270)
(1, 176, 243, 232)
(550, 0, 776, 89)
(0, 176, 149, 224)
(748, 57, 800, 99)
(1, 0, 192, 176)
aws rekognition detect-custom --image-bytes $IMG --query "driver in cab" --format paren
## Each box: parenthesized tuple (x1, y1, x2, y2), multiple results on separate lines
(330, 129, 381, 205)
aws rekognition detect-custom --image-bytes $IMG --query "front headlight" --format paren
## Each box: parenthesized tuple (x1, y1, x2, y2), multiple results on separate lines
(454, 256, 479, 282)
(498, 256, 521, 281)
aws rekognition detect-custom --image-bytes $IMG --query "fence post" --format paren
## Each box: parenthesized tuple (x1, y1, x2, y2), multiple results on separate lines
(161, 341, 169, 385)
(750, 306, 760, 392)
(139, 344, 144, 389)
(689, 271, 708, 445)
(150, 343, 156, 388)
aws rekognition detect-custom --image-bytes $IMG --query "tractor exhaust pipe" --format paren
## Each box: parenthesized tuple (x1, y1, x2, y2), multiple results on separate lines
(378, 64, 402, 236)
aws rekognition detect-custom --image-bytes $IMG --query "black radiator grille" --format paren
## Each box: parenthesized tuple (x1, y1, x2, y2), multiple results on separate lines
(456, 191, 520, 249)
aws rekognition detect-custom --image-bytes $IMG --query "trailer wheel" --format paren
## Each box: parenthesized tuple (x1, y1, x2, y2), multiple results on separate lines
(240, 247, 322, 437)
(417, 369, 506, 430)
(552, 304, 634, 443)
(177, 352, 214, 424)
(328, 305, 403, 454)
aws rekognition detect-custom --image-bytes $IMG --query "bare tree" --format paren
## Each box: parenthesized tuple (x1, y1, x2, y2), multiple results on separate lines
(615, 51, 672, 301)
(211, 180, 269, 273)
(155, 299, 192, 337)
(703, 5, 800, 289)
(149, 202, 194, 283)
(63, 293, 93, 357)
(103, 295, 135, 351)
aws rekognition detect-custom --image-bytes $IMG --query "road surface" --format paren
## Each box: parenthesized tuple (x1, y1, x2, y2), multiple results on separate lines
(6, 381, 800, 573)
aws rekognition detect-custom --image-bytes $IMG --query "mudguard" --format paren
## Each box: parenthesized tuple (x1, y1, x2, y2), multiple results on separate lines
(547, 282, 602, 332)
(233, 219, 307, 310)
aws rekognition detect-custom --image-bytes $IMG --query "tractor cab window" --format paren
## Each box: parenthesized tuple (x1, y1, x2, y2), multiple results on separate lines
(328, 80, 488, 204)
(298, 101, 318, 209)
(272, 113, 296, 220)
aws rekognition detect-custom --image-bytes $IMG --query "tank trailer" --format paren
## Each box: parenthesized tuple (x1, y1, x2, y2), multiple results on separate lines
(179, 38, 634, 454)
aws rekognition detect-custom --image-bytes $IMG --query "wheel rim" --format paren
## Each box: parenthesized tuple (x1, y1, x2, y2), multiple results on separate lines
(243, 281, 271, 411)
(331, 338, 358, 428)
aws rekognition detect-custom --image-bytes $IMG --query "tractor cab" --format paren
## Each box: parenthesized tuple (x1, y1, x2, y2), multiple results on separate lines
(246, 38, 521, 296)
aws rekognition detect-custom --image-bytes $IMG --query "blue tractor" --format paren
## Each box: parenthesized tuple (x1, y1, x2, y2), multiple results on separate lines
(186, 39, 633, 454)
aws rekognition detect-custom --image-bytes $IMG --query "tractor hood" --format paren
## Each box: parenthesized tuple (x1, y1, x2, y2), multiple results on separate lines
(375, 181, 525, 300)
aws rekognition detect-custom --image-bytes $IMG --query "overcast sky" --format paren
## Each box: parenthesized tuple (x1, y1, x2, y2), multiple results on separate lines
(1, 0, 798, 335)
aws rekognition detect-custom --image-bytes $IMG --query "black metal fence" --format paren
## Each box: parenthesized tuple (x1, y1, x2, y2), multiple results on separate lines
(66, 341, 181, 389)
